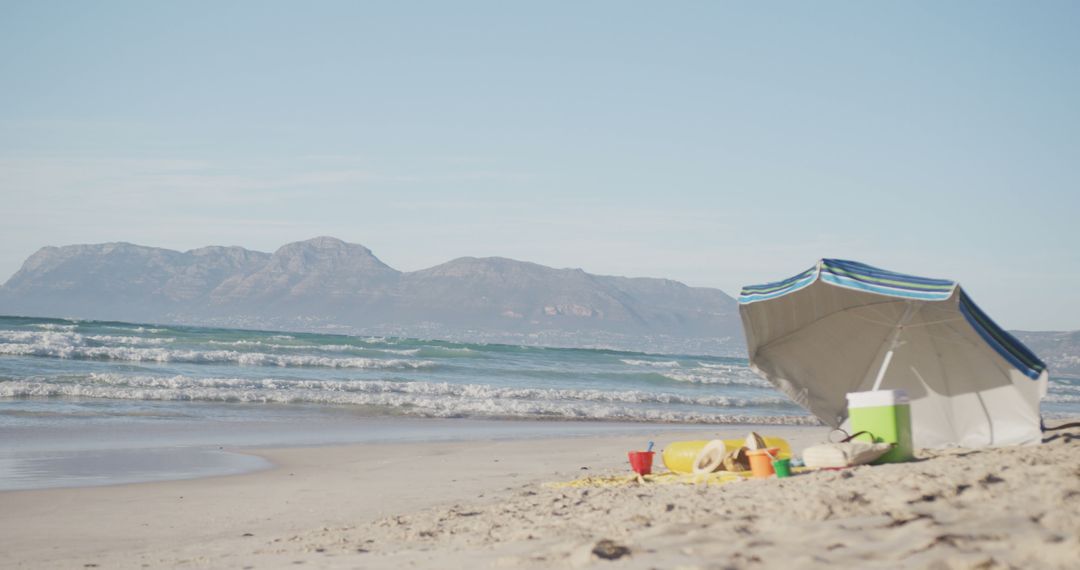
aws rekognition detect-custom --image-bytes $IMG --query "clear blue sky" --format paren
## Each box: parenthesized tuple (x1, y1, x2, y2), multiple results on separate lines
(1, 1, 1077, 330)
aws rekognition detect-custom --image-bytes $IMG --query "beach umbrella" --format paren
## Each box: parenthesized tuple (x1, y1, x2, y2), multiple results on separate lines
(738, 259, 1048, 448)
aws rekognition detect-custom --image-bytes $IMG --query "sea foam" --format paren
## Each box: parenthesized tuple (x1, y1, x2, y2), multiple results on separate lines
(0, 375, 813, 425)
(0, 341, 434, 369)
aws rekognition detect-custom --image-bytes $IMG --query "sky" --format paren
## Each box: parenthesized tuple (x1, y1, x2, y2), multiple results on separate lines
(1, 1, 1078, 330)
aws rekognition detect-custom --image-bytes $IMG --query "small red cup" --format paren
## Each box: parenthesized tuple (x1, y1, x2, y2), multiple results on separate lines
(628, 451, 655, 475)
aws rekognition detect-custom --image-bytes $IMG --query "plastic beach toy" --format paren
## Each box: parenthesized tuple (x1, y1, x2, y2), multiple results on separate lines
(628, 451, 655, 475)
(662, 437, 792, 474)
(747, 448, 780, 478)
(772, 457, 792, 478)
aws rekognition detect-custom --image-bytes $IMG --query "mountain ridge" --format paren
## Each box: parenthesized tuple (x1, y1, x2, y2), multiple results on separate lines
(0, 237, 743, 355)
(6, 237, 1076, 367)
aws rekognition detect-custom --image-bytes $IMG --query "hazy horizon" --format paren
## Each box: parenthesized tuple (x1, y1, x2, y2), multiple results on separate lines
(2, 2, 1078, 330)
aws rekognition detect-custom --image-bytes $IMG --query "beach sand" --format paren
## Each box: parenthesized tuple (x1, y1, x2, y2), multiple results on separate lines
(1, 424, 1077, 569)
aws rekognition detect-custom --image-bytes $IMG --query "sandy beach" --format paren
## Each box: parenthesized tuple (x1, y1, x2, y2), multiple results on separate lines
(2, 423, 1077, 569)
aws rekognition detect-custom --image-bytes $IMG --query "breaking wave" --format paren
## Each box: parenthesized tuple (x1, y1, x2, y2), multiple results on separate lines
(0, 316, 823, 425)
(0, 330, 174, 347)
(0, 342, 434, 369)
(0, 374, 812, 424)
(620, 359, 681, 368)
(100, 325, 167, 333)
(1046, 378, 1080, 403)
(617, 357, 769, 387)
(32, 323, 78, 331)
(206, 339, 420, 354)
(657, 369, 769, 387)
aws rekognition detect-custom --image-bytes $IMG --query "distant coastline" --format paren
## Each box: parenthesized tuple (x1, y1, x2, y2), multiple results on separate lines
(2, 238, 1077, 369)
(0, 237, 743, 356)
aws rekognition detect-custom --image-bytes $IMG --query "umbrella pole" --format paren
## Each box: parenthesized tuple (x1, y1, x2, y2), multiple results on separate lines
(871, 344, 897, 391)
(871, 302, 920, 391)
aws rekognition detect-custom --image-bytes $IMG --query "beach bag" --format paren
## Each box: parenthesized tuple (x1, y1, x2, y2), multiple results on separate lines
(802, 441, 893, 468)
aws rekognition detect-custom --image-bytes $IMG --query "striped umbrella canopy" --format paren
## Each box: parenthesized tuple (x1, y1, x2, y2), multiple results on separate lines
(739, 259, 1048, 448)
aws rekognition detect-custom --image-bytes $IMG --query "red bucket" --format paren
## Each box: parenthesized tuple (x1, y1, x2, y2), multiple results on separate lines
(627, 451, 655, 475)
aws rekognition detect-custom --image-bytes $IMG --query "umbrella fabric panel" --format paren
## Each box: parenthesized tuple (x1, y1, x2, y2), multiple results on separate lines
(742, 283, 918, 426)
(740, 259, 1047, 381)
(740, 259, 957, 304)
(742, 278, 913, 360)
(958, 290, 1047, 380)
(882, 314, 1042, 446)
(738, 266, 817, 304)
(818, 259, 956, 301)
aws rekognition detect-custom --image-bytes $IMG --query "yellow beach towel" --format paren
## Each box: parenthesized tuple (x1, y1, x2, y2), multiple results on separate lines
(546, 470, 752, 489)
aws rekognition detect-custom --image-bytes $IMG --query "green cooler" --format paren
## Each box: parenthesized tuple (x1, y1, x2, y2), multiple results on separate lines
(846, 390, 914, 464)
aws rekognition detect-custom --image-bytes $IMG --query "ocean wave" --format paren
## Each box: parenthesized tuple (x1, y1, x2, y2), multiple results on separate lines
(200, 340, 475, 359)
(1045, 392, 1080, 403)
(619, 358, 770, 387)
(206, 339, 268, 347)
(0, 375, 814, 425)
(206, 339, 426, 357)
(31, 323, 78, 331)
(100, 325, 168, 333)
(658, 369, 770, 387)
(0, 343, 435, 369)
(1046, 380, 1080, 404)
(76, 374, 794, 407)
(620, 359, 681, 368)
(413, 346, 478, 358)
(88, 335, 175, 346)
(380, 348, 420, 355)
(294, 344, 426, 356)
(0, 330, 174, 347)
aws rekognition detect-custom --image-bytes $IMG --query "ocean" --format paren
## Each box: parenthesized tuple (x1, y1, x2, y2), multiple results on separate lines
(1, 315, 1077, 490)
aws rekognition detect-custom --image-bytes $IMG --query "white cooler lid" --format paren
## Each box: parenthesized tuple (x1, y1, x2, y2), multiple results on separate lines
(846, 389, 909, 408)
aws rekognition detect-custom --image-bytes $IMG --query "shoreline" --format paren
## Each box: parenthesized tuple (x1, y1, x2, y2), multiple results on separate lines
(0, 425, 826, 568)
(0, 413, 810, 492)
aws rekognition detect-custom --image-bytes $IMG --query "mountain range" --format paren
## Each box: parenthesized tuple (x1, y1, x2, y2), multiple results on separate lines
(0, 237, 743, 355)
(2, 237, 1078, 372)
